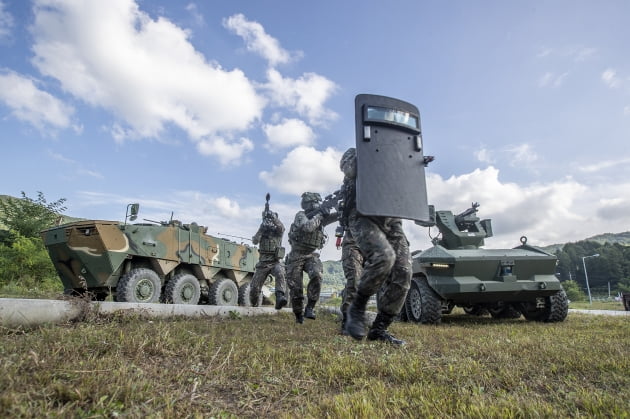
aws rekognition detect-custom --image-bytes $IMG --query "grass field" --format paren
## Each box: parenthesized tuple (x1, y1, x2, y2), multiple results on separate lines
(1, 306, 628, 418)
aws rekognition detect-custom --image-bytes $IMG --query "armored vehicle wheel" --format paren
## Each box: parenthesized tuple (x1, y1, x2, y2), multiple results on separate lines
(238, 282, 262, 306)
(405, 276, 442, 324)
(463, 305, 489, 316)
(164, 273, 201, 305)
(116, 268, 161, 303)
(489, 304, 522, 319)
(395, 306, 408, 322)
(209, 277, 239, 306)
(520, 289, 569, 322)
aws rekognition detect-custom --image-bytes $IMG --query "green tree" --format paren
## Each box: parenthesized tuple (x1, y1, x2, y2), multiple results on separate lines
(618, 277, 630, 293)
(0, 191, 66, 242)
(562, 280, 587, 302)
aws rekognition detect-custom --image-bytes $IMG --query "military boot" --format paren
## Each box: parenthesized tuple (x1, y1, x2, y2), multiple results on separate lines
(249, 291, 259, 307)
(304, 299, 317, 319)
(344, 292, 370, 340)
(292, 297, 304, 324)
(367, 312, 406, 345)
(275, 291, 288, 310)
(340, 310, 349, 335)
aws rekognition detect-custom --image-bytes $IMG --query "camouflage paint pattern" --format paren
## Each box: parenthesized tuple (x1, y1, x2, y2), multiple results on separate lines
(41, 219, 258, 300)
(347, 209, 412, 317)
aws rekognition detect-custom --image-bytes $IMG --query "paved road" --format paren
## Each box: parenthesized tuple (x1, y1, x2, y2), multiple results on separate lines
(569, 309, 629, 316)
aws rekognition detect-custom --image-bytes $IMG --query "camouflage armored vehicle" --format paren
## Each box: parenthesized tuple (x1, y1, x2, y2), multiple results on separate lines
(404, 203, 568, 324)
(41, 204, 259, 305)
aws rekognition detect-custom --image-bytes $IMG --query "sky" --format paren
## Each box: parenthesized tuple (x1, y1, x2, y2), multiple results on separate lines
(1, 0, 629, 261)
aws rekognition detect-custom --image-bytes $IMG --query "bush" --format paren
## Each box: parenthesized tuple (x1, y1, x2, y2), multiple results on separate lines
(0, 234, 60, 293)
(562, 279, 588, 302)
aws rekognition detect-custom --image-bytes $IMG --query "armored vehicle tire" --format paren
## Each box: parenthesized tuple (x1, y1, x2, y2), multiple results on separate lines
(209, 277, 239, 306)
(375, 287, 407, 321)
(116, 268, 161, 303)
(489, 304, 522, 319)
(521, 289, 569, 322)
(463, 305, 489, 316)
(238, 282, 262, 307)
(164, 273, 201, 305)
(405, 276, 442, 324)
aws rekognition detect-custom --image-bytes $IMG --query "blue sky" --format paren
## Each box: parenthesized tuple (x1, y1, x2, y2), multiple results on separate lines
(1, 0, 629, 261)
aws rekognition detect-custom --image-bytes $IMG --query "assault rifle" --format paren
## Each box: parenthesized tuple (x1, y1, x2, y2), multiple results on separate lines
(305, 189, 342, 219)
(263, 192, 272, 219)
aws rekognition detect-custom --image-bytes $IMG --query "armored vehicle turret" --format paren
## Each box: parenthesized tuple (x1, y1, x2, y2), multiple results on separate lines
(41, 204, 259, 305)
(405, 203, 568, 324)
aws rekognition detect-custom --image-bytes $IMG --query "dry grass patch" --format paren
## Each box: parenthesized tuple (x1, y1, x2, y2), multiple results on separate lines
(1, 310, 628, 418)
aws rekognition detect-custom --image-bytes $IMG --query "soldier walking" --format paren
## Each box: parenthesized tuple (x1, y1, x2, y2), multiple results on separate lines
(286, 192, 337, 323)
(340, 148, 412, 345)
(249, 194, 288, 310)
(337, 178, 364, 334)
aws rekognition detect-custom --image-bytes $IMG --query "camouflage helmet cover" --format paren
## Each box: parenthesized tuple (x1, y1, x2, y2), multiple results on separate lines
(340, 147, 357, 179)
(301, 192, 321, 210)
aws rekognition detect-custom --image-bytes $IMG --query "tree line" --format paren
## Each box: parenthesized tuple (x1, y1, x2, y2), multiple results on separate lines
(555, 240, 630, 299)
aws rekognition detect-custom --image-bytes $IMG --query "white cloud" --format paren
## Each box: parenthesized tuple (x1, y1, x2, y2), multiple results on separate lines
(214, 196, 241, 217)
(475, 148, 494, 164)
(580, 157, 630, 173)
(263, 118, 315, 149)
(418, 166, 630, 249)
(263, 68, 338, 126)
(0, 69, 74, 130)
(196, 136, 254, 166)
(30, 0, 264, 162)
(571, 47, 596, 62)
(259, 146, 343, 195)
(624, 106, 630, 116)
(0, 0, 13, 40)
(185, 3, 204, 26)
(602, 68, 621, 88)
(223, 13, 293, 67)
(506, 143, 539, 167)
(536, 47, 552, 58)
(538, 71, 568, 88)
(47, 150, 104, 179)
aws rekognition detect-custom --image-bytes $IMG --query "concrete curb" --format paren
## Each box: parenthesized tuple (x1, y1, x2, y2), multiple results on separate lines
(0, 298, 290, 328)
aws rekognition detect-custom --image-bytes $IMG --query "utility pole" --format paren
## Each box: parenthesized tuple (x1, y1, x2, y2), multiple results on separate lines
(581, 254, 600, 305)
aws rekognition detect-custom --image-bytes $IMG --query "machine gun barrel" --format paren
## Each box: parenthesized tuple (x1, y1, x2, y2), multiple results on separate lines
(454, 202, 480, 224)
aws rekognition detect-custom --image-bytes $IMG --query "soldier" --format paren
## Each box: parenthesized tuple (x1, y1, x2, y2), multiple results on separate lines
(341, 147, 412, 345)
(286, 192, 337, 323)
(337, 174, 364, 334)
(339, 229, 363, 334)
(249, 196, 288, 310)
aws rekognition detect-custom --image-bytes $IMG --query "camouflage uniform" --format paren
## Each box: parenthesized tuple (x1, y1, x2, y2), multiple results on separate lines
(250, 212, 288, 309)
(338, 175, 364, 333)
(339, 229, 363, 333)
(341, 148, 412, 345)
(286, 192, 337, 323)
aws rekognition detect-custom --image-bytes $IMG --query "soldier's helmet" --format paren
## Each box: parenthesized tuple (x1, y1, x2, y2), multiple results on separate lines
(300, 192, 322, 210)
(340, 147, 357, 179)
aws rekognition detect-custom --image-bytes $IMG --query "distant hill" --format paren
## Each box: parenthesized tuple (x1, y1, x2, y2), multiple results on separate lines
(541, 231, 630, 253)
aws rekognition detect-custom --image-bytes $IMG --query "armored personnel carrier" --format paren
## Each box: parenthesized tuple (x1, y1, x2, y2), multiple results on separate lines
(41, 204, 259, 305)
(405, 203, 568, 324)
